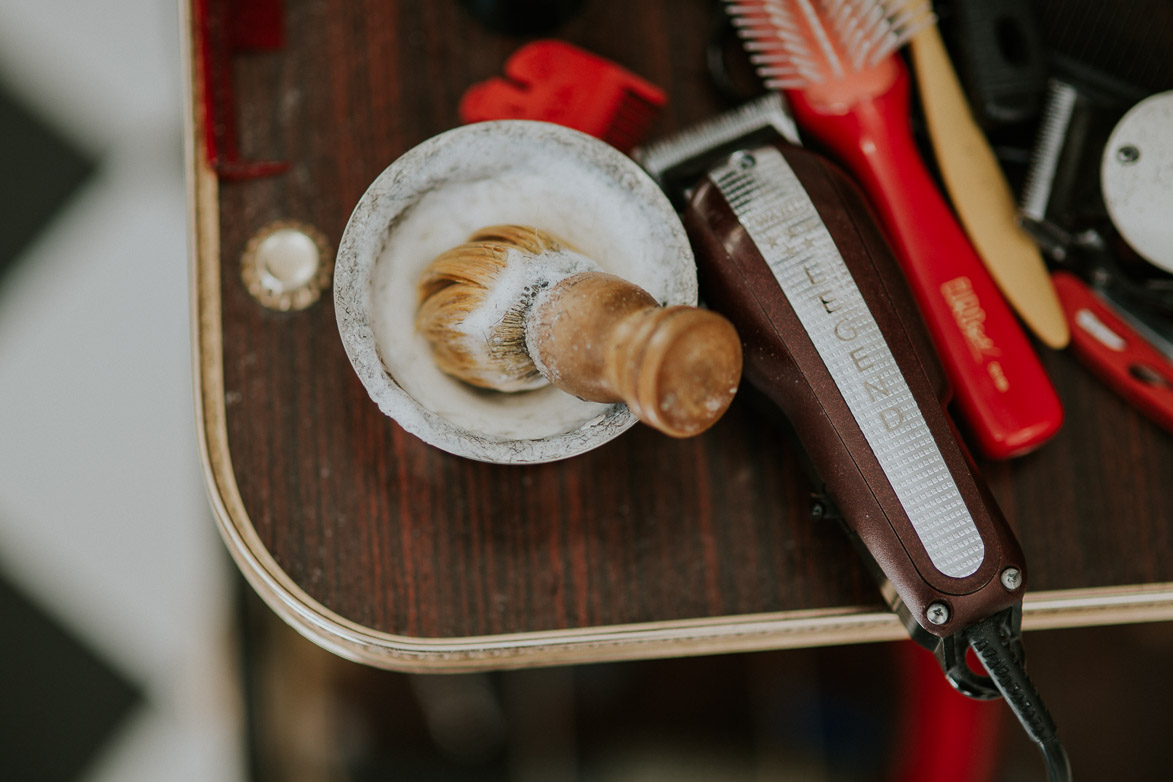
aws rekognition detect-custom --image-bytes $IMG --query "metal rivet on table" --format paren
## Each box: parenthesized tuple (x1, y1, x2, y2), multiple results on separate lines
(242, 220, 333, 311)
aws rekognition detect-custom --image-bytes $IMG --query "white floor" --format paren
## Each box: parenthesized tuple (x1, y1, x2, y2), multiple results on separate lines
(0, 1, 245, 780)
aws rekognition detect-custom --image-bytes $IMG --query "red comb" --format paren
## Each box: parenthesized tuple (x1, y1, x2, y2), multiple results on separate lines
(195, 0, 289, 180)
(459, 40, 666, 153)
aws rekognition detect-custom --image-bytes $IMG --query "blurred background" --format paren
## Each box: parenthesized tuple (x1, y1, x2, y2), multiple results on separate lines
(0, 0, 243, 779)
(2, 1, 1172, 781)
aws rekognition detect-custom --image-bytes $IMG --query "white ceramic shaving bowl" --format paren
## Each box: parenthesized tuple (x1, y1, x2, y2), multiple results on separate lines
(334, 121, 697, 464)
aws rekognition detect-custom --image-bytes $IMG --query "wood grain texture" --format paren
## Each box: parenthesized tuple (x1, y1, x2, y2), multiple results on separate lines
(194, 0, 1173, 667)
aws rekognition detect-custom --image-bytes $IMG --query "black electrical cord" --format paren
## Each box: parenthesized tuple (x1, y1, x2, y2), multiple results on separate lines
(966, 614, 1073, 782)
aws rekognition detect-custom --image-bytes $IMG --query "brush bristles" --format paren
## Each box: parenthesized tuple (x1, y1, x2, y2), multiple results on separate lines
(415, 225, 574, 392)
(725, 0, 933, 88)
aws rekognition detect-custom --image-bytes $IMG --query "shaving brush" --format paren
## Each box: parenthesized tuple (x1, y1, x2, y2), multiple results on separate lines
(415, 225, 742, 438)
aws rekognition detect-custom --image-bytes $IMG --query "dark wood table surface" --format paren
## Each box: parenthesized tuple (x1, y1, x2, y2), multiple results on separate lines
(190, 0, 1173, 670)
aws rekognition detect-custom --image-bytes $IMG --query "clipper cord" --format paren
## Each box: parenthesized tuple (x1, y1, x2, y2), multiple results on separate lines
(967, 613, 1073, 782)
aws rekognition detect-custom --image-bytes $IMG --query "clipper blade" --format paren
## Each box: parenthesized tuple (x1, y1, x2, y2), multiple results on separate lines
(633, 93, 800, 207)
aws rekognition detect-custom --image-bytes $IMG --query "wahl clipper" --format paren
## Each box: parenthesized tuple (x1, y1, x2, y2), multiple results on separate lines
(636, 96, 1071, 780)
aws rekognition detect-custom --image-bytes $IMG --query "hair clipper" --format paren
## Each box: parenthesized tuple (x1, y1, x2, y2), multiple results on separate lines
(636, 95, 1069, 779)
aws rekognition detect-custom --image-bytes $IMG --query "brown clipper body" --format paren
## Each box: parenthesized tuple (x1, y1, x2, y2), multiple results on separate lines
(684, 140, 1025, 636)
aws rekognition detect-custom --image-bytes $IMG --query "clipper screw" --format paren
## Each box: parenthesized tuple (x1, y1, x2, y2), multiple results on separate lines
(1000, 567, 1022, 591)
(731, 151, 756, 170)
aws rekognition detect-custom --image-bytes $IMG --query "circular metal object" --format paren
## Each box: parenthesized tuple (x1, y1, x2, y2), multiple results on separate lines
(242, 220, 333, 311)
(1100, 90, 1173, 274)
(926, 601, 951, 626)
(1000, 567, 1023, 591)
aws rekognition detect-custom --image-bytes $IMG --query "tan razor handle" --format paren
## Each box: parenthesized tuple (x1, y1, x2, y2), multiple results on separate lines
(909, 22, 1069, 349)
(528, 271, 743, 438)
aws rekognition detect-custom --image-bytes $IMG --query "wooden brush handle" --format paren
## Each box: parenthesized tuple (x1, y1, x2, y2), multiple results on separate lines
(528, 272, 742, 438)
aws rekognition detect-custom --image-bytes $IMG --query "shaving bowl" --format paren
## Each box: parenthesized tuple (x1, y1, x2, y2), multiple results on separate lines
(334, 121, 697, 464)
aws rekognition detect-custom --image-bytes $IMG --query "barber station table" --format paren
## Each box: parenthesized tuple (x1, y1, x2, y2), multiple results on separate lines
(189, 0, 1173, 671)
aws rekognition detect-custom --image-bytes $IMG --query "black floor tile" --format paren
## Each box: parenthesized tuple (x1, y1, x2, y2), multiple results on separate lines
(0, 86, 96, 284)
(0, 568, 142, 782)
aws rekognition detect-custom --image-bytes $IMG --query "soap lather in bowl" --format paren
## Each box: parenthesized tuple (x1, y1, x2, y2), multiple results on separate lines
(335, 121, 703, 464)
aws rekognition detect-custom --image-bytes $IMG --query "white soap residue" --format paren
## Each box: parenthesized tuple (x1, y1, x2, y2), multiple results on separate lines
(371, 175, 633, 440)
(446, 245, 600, 392)
(339, 121, 698, 460)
